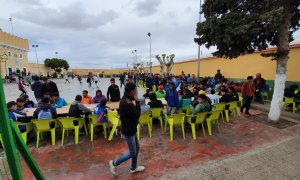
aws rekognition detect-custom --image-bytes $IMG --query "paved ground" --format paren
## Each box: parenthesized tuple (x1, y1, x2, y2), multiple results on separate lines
(4, 78, 146, 103)
(2, 79, 300, 179)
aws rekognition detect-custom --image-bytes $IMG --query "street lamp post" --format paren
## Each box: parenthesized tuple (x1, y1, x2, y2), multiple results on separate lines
(32, 45, 39, 64)
(55, 52, 58, 58)
(147, 32, 152, 73)
(197, 0, 202, 79)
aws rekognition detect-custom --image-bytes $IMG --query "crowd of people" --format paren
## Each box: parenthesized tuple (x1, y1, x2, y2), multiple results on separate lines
(5, 68, 300, 175)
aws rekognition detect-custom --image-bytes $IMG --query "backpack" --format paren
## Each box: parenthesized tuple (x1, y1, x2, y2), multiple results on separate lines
(38, 109, 53, 119)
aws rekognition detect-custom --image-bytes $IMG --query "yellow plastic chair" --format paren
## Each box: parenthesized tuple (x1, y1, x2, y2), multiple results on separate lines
(186, 112, 207, 140)
(238, 96, 243, 107)
(206, 110, 222, 136)
(89, 114, 108, 141)
(224, 101, 239, 122)
(152, 85, 157, 92)
(15, 122, 34, 144)
(151, 108, 164, 130)
(165, 113, 185, 141)
(32, 119, 58, 148)
(213, 103, 226, 122)
(67, 101, 73, 105)
(107, 110, 121, 141)
(137, 112, 152, 140)
(59, 117, 87, 145)
(282, 97, 296, 113)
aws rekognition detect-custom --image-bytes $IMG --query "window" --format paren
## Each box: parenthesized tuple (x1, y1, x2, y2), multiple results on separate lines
(8, 52, 11, 56)
(20, 54, 22, 58)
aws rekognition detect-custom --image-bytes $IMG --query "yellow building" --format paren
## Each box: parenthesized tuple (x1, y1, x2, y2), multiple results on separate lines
(0, 29, 52, 77)
(152, 44, 300, 86)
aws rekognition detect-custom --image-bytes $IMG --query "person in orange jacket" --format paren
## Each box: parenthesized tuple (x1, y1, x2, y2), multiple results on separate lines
(81, 90, 92, 104)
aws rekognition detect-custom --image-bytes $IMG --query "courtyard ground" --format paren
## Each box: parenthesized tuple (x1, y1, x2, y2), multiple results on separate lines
(1, 78, 300, 179)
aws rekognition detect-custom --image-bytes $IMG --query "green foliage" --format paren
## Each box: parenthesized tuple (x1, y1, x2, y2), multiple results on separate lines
(195, 0, 300, 59)
(44, 58, 70, 73)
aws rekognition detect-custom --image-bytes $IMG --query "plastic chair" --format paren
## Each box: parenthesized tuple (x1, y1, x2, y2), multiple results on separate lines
(151, 108, 164, 130)
(58, 117, 87, 145)
(88, 114, 108, 141)
(32, 119, 58, 148)
(107, 110, 121, 141)
(213, 103, 226, 122)
(165, 113, 185, 141)
(67, 101, 73, 105)
(15, 122, 34, 144)
(186, 112, 207, 140)
(206, 110, 222, 136)
(282, 97, 296, 113)
(137, 112, 152, 140)
(224, 101, 239, 122)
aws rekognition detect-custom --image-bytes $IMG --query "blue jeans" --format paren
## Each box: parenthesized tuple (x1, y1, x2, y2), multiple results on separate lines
(113, 133, 139, 170)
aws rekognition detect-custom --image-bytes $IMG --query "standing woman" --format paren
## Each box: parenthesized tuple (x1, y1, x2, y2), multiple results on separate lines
(109, 82, 144, 175)
(18, 78, 29, 97)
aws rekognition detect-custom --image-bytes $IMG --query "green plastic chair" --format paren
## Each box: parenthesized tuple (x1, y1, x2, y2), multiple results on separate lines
(165, 113, 185, 141)
(206, 110, 222, 136)
(213, 103, 226, 122)
(224, 101, 239, 122)
(186, 112, 207, 140)
(88, 114, 108, 141)
(151, 108, 164, 130)
(58, 117, 87, 145)
(137, 112, 152, 140)
(32, 119, 58, 148)
(282, 97, 296, 113)
(15, 122, 34, 144)
(107, 110, 121, 141)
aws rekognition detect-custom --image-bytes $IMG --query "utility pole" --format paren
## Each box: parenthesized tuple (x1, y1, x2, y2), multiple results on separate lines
(147, 32, 152, 73)
(197, 0, 202, 79)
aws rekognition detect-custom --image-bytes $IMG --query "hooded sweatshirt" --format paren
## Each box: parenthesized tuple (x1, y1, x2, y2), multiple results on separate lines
(165, 82, 179, 110)
(33, 103, 57, 119)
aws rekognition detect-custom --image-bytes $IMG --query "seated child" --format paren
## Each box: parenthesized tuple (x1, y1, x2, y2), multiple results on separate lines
(94, 98, 110, 123)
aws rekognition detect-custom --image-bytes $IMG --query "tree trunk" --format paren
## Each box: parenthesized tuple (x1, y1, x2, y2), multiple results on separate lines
(268, 2, 291, 121)
(160, 64, 164, 76)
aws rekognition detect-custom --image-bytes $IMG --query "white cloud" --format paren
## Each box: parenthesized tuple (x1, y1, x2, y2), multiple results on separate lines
(0, 0, 299, 69)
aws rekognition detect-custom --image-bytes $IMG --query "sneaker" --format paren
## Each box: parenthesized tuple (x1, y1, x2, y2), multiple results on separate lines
(109, 160, 117, 175)
(130, 166, 145, 173)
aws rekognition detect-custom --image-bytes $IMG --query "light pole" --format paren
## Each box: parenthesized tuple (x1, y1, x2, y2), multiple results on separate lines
(32, 45, 39, 64)
(147, 32, 152, 73)
(55, 52, 58, 58)
(197, 0, 202, 79)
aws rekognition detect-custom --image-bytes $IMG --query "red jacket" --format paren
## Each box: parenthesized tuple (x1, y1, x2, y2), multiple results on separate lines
(241, 82, 255, 97)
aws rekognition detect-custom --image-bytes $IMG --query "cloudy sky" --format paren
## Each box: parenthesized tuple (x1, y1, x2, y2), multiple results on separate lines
(0, 0, 299, 69)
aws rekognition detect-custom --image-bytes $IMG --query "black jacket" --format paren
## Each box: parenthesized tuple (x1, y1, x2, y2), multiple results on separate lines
(31, 80, 44, 99)
(119, 95, 141, 136)
(107, 85, 120, 101)
(220, 93, 234, 103)
(42, 81, 59, 96)
(147, 100, 163, 108)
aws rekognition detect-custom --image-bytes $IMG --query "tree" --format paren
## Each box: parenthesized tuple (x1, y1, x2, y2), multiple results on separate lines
(44, 58, 70, 74)
(156, 54, 175, 74)
(195, 0, 300, 121)
(165, 54, 175, 74)
(155, 54, 165, 75)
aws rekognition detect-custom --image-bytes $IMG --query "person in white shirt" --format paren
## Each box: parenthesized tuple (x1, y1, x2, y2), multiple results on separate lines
(93, 75, 99, 89)
(64, 74, 70, 84)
